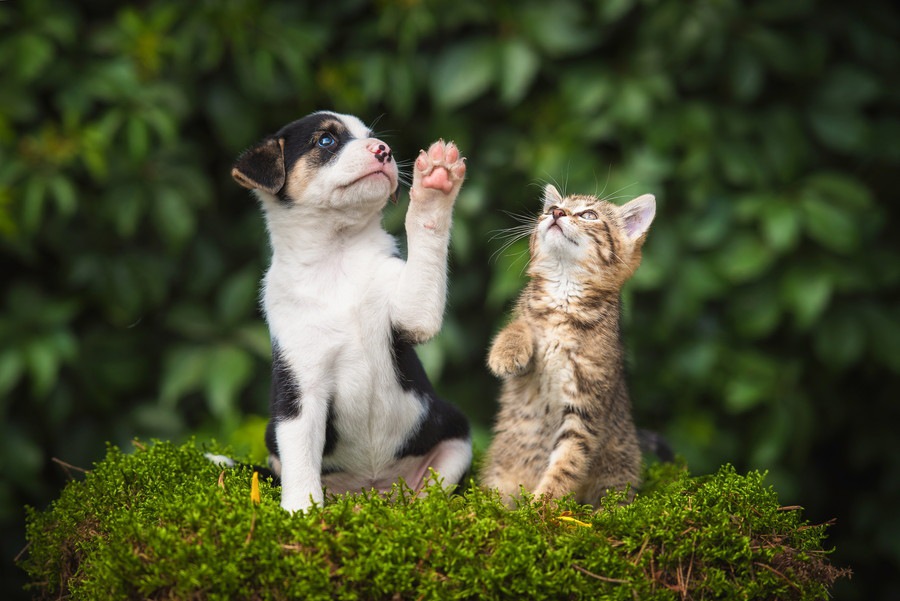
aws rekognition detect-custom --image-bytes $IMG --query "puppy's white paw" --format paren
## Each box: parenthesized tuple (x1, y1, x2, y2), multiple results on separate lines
(280, 487, 322, 514)
(410, 140, 466, 205)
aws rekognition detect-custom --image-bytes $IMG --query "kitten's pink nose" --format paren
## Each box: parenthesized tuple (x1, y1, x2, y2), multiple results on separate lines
(551, 207, 566, 220)
(367, 141, 393, 164)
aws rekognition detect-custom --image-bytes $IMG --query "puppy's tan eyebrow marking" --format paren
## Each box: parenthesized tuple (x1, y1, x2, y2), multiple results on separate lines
(315, 120, 351, 139)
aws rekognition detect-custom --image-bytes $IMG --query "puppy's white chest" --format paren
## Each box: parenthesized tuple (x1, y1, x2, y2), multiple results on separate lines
(264, 258, 382, 355)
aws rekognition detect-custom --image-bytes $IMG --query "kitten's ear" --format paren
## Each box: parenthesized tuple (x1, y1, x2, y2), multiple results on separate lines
(541, 184, 564, 211)
(620, 194, 656, 242)
(231, 137, 286, 194)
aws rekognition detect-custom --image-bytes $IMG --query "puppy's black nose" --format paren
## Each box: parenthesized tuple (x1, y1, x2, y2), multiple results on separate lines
(368, 141, 393, 164)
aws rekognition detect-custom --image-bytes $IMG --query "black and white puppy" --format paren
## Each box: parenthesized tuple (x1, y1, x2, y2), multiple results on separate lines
(231, 111, 471, 512)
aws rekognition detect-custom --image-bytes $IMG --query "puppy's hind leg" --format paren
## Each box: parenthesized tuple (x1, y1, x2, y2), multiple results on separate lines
(416, 437, 473, 491)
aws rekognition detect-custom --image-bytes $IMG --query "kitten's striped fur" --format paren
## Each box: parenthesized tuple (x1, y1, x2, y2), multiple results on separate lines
(481, 184, 655, 506)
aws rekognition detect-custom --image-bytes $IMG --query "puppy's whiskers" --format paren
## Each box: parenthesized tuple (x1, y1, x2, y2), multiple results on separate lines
(394, 159, 415, 188)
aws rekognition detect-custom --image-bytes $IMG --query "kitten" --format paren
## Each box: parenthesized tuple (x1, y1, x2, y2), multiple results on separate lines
(480, 184, 655, 507)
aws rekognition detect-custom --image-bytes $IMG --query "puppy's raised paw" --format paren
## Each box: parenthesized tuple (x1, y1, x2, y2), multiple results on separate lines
(411, 140, 466, 205)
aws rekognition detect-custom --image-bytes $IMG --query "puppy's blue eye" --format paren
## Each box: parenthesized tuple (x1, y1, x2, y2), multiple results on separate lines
(317, 135, 335, 148)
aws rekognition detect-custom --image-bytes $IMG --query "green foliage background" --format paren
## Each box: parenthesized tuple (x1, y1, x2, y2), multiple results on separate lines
(1, 0, 897, 597)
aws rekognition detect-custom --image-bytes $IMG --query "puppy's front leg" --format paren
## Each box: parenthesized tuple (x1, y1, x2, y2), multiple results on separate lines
(391, 141, 466, 342)
(275, 399, 329, 512)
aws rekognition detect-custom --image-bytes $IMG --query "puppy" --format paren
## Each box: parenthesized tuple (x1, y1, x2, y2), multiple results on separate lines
(231, 111, 471, 512)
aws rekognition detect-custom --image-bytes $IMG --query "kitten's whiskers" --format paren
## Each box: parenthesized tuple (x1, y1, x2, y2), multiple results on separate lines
(489, 224, 534, 264)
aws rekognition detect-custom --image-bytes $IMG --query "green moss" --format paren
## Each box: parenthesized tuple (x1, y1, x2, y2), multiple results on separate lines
(21, 440, 849, 600)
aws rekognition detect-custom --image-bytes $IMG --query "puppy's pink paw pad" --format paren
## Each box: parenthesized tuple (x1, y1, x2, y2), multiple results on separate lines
(422, 167, 453, 193)
(414, 140, 466, 196)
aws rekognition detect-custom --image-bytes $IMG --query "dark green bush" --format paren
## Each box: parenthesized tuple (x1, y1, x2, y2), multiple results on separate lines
(22, 440, 848, 600)
(2, 0, 898, 598)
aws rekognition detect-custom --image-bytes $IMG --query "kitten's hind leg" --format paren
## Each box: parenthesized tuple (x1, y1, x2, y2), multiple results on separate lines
(481, 467, 530, 508)
(487, 319, 534, 377)
(533, 405, 598, 502)
(580, 434, 642, 505)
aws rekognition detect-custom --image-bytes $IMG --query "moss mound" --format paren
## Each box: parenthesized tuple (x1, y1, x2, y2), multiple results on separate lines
(21, 440, 849, 600)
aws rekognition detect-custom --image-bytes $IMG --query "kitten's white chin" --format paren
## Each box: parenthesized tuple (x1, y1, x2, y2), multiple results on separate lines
(540, 223, 581, 255)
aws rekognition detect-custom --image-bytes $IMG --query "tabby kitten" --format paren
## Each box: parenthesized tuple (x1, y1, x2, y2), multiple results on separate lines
(480, 184, 655, 506)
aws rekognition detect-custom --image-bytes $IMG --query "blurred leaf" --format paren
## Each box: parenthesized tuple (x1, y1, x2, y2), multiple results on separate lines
(21, 178, 47, 234)
(687, 199, 733, 249)
(0, 351, 24, 398)
(152, 187, 195, 250)
(760, 199, 800, 251)
(814, 308, 865, 368)
(728, 48, 764, 102)
(165, 304, 216, 339)
(451, 218, 473, 262)
(723, 350, 785, 414)
(205, 345, 253, 419)
(0, 425, 43, 482)
(126, 116, 150, 160)
(718, 140, 764, 186)
(611, 80, 653, 126)
(217, 268, 259, 326)
(809, 108, 868, 153)
(160, 346, 208, 407)
(520, 2, 596, 57)
(804, 172, 873, 210)
(818, 65, 880, 108)
(387, 61, 416, 117)
(131, 402, 185, 436)
(669, 339, 719, 380)
(9, 33, 54, 81)
(24, 339, 59, 398)
(681, 259, 726, 302)
(714, 233, 773, 283)
(749, 402, 793, 467)
(801, 189, 859, 253)
(416, 338, 445, 383)
(224, 414, 270, 465)
(235, 323, 271, 359)
(598, 0, 636, 22)
(48, 175, 77, 217)
(111, 187, 145, 239)
(430, 40, 496, 109)
(781, 267, 832, 329)
(730, 282, 781, 339)
(865, 307, 900, 373)
(499, 39, 539, 106)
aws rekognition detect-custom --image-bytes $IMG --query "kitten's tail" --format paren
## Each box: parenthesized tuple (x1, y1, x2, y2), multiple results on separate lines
(637, 429, 674, 463)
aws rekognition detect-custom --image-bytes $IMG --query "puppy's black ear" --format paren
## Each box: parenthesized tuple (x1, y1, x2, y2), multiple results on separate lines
(231, 138, 286, 194)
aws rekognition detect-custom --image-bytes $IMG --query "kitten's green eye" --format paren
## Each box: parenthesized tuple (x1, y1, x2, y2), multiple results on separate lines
(578, 210, 599, 220)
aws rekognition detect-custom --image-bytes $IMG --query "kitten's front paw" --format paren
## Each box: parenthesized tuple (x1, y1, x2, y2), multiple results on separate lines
(488, 333, 533, 377)
(410, 140, 466, 208)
